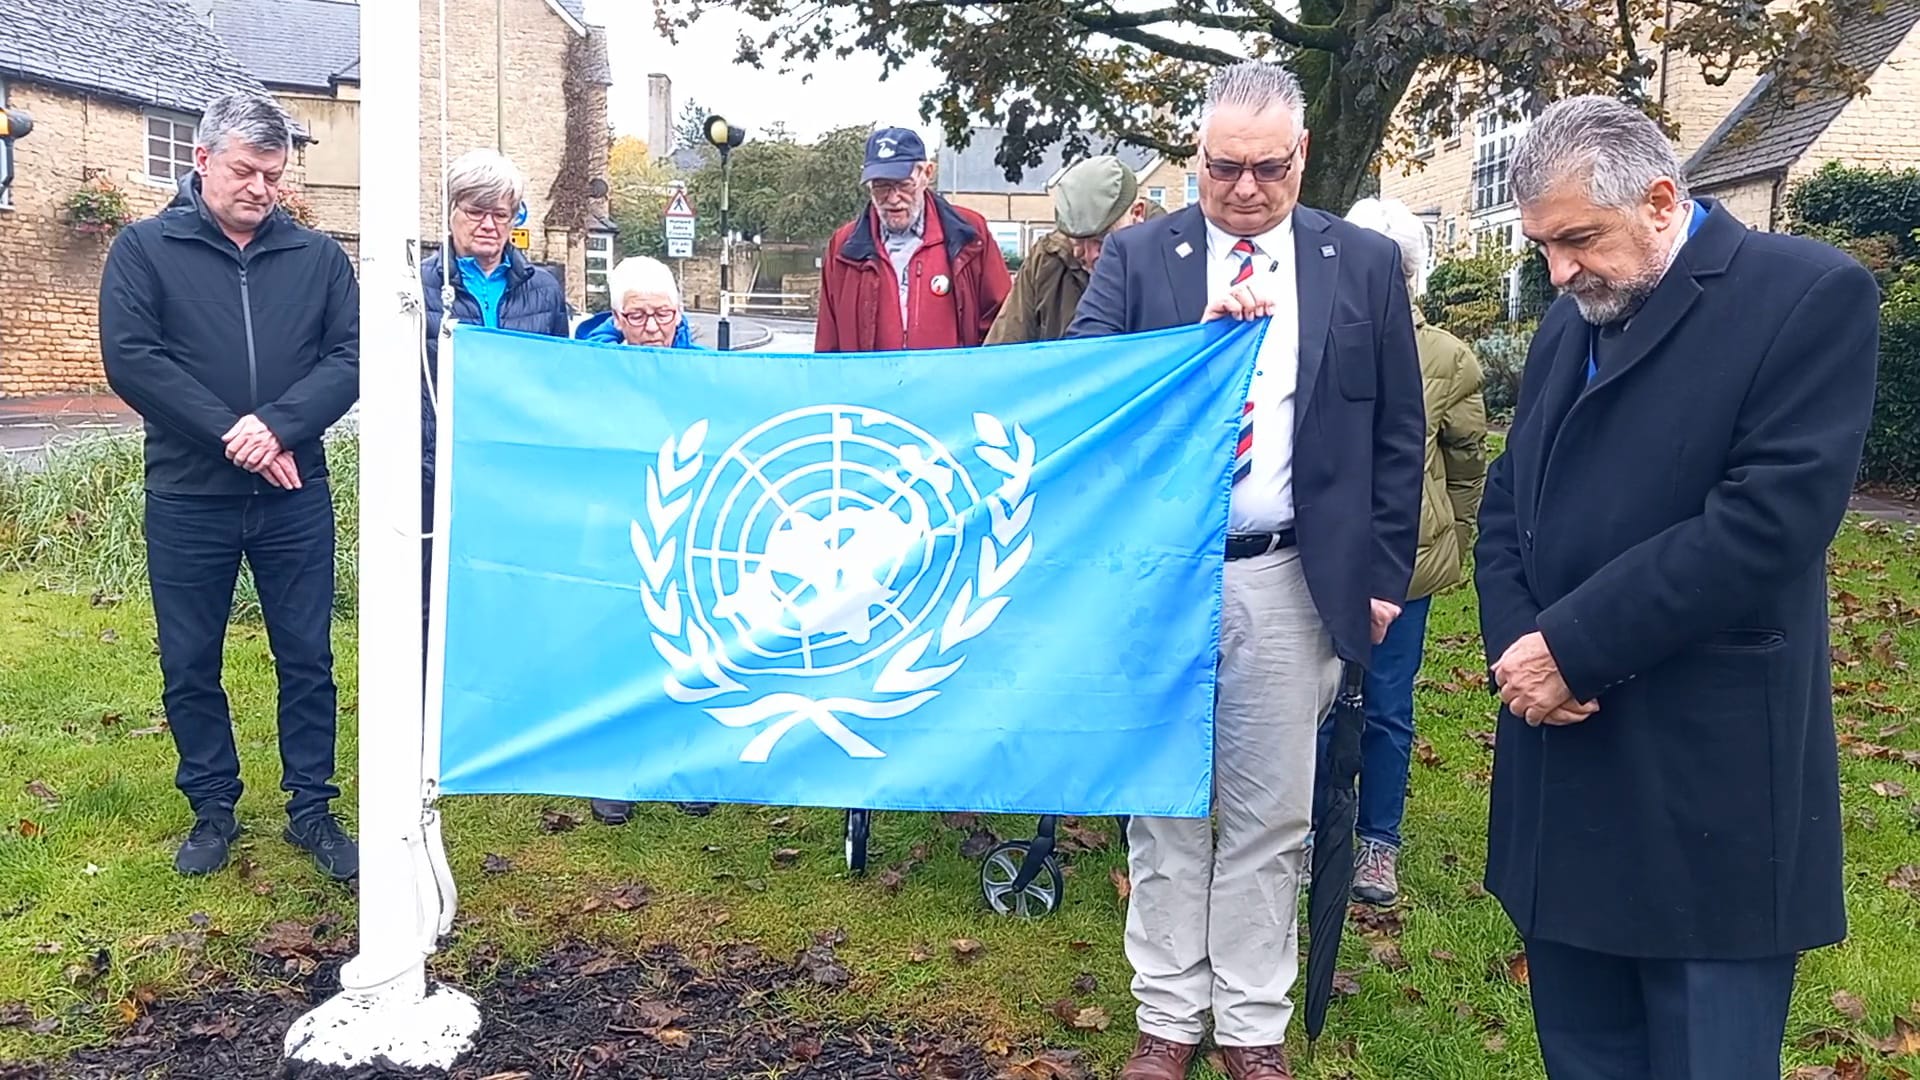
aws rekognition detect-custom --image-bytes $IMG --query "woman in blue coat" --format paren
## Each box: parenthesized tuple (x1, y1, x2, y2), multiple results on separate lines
(573, 256, 699, 351)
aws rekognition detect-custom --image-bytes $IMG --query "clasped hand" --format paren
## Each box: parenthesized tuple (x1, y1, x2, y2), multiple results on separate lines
(1493, 631, 1598, 726)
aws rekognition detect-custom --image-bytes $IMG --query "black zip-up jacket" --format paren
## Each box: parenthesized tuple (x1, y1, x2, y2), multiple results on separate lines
(99, 176, 360, 495)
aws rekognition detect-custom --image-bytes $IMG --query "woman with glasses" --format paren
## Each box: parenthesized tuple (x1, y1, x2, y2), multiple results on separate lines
(573, 256, 697, 350)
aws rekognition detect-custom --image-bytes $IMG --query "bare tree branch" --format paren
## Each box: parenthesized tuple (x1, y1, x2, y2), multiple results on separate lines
(1080, 23, 1247, 66)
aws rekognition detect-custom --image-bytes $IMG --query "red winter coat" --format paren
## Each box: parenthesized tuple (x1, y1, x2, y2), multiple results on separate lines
(815, 193, 1011, 353)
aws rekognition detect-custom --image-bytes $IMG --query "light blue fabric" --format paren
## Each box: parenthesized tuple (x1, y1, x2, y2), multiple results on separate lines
(457, 256, 509, 329)
(434, 320, 1264, 816)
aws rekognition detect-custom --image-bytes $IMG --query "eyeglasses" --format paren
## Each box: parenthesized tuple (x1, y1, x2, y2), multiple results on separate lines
(456, 205, 513, 226)
(617, 307, 679, 327)
(869, 179, 918, 199)
(1202, 141, 1303, 185)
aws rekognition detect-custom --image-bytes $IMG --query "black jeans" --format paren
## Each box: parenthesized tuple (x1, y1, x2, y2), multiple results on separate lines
(145, 482, 340, 821)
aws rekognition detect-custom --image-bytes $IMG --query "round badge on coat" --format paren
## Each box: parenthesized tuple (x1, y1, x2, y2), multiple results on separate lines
(930, 274, 951, 297)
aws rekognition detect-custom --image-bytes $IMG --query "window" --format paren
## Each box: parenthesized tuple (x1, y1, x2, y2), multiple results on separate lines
(1148, 186, 1166, 206)
(1185, 171, 1198, 205)
(1414, 131, 1435, 160)
(1470, 95, 1532, 213)
(145, 111, 197, 182)
(0, 77, 12, 209)
(584, 231, 614, 308)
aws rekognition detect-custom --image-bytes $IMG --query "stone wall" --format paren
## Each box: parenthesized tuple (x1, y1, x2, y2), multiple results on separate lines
(0, 79, 307, 396)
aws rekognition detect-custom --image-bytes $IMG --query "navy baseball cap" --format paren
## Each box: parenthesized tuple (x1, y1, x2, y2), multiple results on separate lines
(862, 127, 928, 183)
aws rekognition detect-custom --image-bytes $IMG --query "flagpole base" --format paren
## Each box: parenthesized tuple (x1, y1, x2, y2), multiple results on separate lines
(282, 963, 479, 1070)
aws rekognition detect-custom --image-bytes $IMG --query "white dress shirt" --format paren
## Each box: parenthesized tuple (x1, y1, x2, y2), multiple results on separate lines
(1205, 213, 1299, 532)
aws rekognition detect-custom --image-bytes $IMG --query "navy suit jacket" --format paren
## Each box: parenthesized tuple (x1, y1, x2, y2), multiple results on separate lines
(1068, 204, 1426, 665)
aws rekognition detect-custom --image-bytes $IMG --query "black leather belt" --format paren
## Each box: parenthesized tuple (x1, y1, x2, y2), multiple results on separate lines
(1225, 528, 1297, 561)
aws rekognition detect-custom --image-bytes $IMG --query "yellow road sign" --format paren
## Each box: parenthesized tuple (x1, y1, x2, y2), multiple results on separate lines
(510, 228, 531, 250)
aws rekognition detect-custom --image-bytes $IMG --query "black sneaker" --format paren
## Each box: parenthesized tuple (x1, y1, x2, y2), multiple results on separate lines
(285, 813, 359, 881)
(175, 808, 240, 876)
(590, 798, 633, 825)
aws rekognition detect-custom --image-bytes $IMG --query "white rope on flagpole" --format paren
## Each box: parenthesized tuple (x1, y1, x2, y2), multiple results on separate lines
(284, 0, 480, 1066)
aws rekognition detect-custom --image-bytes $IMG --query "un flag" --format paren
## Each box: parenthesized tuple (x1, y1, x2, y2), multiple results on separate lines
(434, 320, 1261, 817)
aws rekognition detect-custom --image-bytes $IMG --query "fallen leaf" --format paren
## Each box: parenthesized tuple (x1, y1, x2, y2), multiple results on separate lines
(1332, 970, 1362, 996)
(995, 1050, 1089, 1080)
(186, 912, 210, 929)
(654, 1027, 692, 1050)
(29, 1017, 59, 1035)
(99, 711, 123, 727)
(1110, 867, 1132, 902)
(603, 883, 652, 911)
(1484, 1033, 1507, 1052)
(189, 1014, 239, 1040)
(1402, 986, 1426, 1004)
(877, 867, 906, 894)
(251, 880, 275, 897)
(1870, 1016, 1920, 1055)
(1466, 729, 1498, 751)
(539, 809, 580, 833)
(1068, 940, 1094, 953)
(0, 1003, 31, 1028)
(31, 942, 61, 955)
(960, 828, 999, 860)
(908, 941, 933, 964)
(791, 1035, 823, 1061)
(626, 1000, 684, 1032)
(1887, 864, 1920, 898)
(1057, 819, 1110, 853)
(1070, 973, 1098, 996)
(82, 863, 103, 876)
(481, 853, 513, 875)
(90, 590, 122, 607)
(575, 954, 621, 977)
(127, 724, 168, 737)
(16, 819, 41, 839)
(796, 943, 849, 988)
(476, 1073, 533, 1080)
(1350, 903, 1404, 938)
(1871, 781, 1910, 799)
(1430, 949, 1457, 962)
(1799, 1027, 1858, 1050)
(1369, 941, 1409, 971)
(1414, 738, 1444, 768)
(1833, 989, 1868, 1022)
(767, 814, 792, 829)
(1465, 881, 1490, 899)
(772, 847, 802, 867)
(99, 629, 119, 644)
(1048, 998, 1111, 1032)
(24, 780, 59, 805)
(941, 812, 981, 830)
(951, 938, 985, 963)
(1506, 952, 1530, 986)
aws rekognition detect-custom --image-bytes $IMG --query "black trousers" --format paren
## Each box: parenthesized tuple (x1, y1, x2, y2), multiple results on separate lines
(145, 483, 340, 821)
(1525, 937, 1798, 1080)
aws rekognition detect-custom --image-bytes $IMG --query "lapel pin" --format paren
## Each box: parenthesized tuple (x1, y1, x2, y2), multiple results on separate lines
(930, 274, 951, 297)
(1320, 245, 1336, 258)
(1175, 242, 1193, 259)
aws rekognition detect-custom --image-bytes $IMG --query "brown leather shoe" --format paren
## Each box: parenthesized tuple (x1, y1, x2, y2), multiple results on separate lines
(1219, 1044, 1294, 1080)
(1117, 1033, 1199, 1080)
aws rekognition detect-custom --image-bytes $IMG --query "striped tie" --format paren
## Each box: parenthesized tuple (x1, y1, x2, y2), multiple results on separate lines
(1232, 399, 1254, 487)
(1231, 237, 1257, 286)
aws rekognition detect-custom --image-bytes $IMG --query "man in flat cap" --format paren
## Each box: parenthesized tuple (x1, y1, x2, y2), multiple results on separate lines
(987, 155, 1164, 345)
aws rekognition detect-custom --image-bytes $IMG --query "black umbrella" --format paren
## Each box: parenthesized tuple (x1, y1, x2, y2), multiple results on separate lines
(1303, 660, 1367, 1045)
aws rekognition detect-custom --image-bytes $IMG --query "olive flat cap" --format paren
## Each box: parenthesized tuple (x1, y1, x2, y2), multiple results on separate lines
(1053, 155, 1140, 238)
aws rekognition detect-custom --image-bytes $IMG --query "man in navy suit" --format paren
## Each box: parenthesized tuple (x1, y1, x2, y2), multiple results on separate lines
(1477, 96, 1877, 1080)
(1070, 61, 1424, 1080)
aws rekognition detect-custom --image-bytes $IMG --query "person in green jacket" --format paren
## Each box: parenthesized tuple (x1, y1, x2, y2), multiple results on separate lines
(985, 155, 1163, 345)
(1316, 196, 1487, 906)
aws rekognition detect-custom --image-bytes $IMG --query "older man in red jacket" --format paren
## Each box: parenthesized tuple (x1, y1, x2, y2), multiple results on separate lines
(815, 127, 1012, 352)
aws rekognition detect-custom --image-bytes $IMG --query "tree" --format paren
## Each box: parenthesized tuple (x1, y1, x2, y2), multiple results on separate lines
(609, 135, 689, 258)
(675, 97, 710, 152)
(685, 125, 872, 246)
(657, 0, 1878, 212)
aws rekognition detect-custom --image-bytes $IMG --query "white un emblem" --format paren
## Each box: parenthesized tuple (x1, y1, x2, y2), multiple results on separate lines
(631, 407, 1037, 763)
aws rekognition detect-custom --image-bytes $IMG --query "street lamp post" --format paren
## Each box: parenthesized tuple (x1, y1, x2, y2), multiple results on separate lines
(703, 115, 746, 351)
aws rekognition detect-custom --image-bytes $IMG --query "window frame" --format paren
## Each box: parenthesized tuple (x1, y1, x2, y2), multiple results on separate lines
(144, 109, 198, 184)
(584, 230, 614, 306)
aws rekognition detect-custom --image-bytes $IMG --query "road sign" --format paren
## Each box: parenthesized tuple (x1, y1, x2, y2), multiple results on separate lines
(510, 228, 530, 250)
(665, 189, 695, 218)
(665, 217, 696, 241)
(668, 237, 693, 259)
(513, 200, 529, 227)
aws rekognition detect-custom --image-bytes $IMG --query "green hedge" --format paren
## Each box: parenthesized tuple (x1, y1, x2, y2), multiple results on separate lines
(1788, 162, 1920, 482)
(0, 433, 361, 619)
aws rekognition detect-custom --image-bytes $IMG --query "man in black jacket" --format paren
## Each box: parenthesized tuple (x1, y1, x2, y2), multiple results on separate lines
(99, 92, 360, 881)
(1476, 96, 1877, 1078)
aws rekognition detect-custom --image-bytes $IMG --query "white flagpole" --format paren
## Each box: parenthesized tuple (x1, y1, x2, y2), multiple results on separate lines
(284, 0, 479, 1066)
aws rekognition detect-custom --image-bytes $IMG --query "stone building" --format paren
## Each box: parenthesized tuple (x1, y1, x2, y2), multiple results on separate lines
(0, 0, 275, 397)
(1380, 0, 1920, 276)
(935, 127, 1177, 259)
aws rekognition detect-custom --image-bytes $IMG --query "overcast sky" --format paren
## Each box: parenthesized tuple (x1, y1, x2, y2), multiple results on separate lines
(585, 0, 947, 145)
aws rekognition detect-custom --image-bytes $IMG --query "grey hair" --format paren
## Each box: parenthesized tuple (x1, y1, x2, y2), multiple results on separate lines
(1345, 197, 1428, 292)
(607, 256, 681, 310)
(1510, 95, 1687, 210)
(446, 148, 527, 213)
(194, 92, 292, 155)
(1199, 61, 1307, 137)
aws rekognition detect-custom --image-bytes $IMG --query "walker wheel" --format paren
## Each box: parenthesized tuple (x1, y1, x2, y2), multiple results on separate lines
(979, 840, 1064, 917)
(844, 809, 870, 876)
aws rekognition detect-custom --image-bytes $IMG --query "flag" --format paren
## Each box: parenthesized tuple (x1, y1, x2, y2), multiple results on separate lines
(434, 320, 1262, 817)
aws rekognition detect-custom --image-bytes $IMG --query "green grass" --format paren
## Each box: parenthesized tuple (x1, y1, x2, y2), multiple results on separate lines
(2, 520, 1918, 1077)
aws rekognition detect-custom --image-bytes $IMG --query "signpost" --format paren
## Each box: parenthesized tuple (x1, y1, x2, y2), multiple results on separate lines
(665, 187, 696, 299)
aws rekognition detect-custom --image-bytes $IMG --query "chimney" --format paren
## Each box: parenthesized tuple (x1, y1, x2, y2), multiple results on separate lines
(647, 74, 672, 159)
